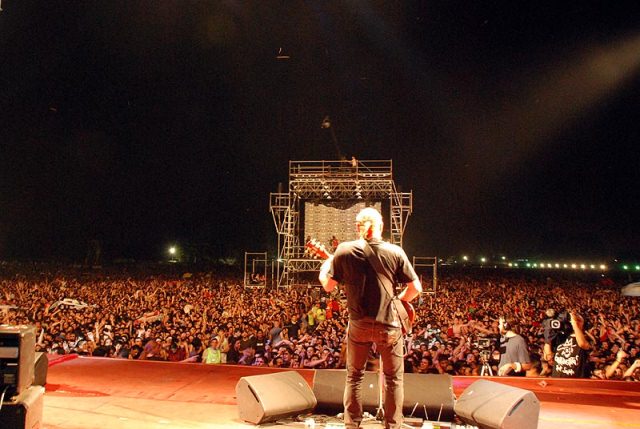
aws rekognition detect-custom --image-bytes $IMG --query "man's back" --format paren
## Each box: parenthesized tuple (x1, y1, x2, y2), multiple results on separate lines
(331, 238, 416, 325)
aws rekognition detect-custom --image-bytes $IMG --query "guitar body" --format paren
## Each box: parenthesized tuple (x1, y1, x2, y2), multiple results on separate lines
(399, 299, 416, 335)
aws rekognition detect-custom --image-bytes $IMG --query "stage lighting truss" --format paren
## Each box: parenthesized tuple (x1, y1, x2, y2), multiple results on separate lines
(270, 160, 412, 288)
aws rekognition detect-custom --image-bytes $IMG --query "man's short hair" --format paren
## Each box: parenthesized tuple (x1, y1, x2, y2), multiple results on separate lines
(356, 207, 382, 226)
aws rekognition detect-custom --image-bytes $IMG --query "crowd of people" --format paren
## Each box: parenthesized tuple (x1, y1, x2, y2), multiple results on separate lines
(1, 264, 638, 381)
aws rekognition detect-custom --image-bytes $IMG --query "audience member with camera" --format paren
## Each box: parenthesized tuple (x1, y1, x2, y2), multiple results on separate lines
(497, 316, 532, 376)
(543, 310, 592, 378)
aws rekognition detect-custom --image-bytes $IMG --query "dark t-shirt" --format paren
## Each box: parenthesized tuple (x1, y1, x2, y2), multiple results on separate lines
(285, 321, 301, 339)
(240, 336, 257, 351)
(227, 347, 241, 364)
(552, 335, 591, 378)
(330, 238, 417, 326)
(254, 338, 266, 354)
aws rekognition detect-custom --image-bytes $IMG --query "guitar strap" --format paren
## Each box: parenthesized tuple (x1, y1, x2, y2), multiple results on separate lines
(362, 240, 410, 333)
(362, 240, 397, 300)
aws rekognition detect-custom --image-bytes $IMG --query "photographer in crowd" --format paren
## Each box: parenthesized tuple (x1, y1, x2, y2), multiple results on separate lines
(543, 310, 592, 378)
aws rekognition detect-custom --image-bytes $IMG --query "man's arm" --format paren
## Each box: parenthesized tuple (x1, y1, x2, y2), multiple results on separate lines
(570, 312, 591, 350)
(319, 258, 337, 293)
(623, 359, 640, 379)
(397, 279, 422, 302)
(605, 350, 626, 379)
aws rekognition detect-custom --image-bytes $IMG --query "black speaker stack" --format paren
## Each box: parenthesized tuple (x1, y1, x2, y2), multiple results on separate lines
(236, 371, 540, 429)
(0, 325, 44, 429)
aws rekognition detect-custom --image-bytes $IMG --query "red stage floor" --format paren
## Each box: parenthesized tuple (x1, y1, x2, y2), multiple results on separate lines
(40, 355, 640, 429)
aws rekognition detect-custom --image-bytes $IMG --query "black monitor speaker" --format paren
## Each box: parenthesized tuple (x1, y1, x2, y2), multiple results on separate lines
(454, 379, 540, 429)
(236, 371, 317, 425)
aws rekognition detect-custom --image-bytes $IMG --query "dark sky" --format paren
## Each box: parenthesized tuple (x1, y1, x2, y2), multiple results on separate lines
(1, 1, 639, 262)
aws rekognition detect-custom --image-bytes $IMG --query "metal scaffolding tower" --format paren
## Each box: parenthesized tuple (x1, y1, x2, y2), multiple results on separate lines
(270, 160, 412, 288)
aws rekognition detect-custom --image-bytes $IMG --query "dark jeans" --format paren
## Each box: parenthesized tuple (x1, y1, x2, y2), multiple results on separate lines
(344, 317, 404, 429)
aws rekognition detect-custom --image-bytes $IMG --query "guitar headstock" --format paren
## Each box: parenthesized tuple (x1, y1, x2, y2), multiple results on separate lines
(304, 239, 331, 260)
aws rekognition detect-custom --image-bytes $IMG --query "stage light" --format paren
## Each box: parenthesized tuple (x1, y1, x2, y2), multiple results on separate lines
(563, 264, 568, 268)
(555, 263, 560, 268)
(514, 263, 519, 267)
(571, 264, 577, 269)
(480, 257, 486, 263)
(508, 263, 513, 267)
(526, 263, 531, 267)
(590, 264, 596, 269)
(636, 265, 640, 271)
(623, 265, 629, 270)
(600, 264, 607, 270)
(168, 246, 177, 255)
(462, 255, 468, 261)
(580, 264, 586, 270)
(501, 256, 506, 261)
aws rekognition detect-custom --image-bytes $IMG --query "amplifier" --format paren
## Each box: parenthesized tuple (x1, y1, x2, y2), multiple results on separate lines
(0, 385, 44, 429)
(0, 325, 36, 400)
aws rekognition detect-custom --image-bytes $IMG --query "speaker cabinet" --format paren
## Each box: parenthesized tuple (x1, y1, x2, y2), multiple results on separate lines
(313, 370, 455, 421)
(0, 385, 44, 429)
(33, 352, 48, 387)
(0, 325, 36, 399)
(236, 371, 317, 424)
(312, 369, 381, 414)
(403, 373, 455, 421)
(454, 379, 540, 429)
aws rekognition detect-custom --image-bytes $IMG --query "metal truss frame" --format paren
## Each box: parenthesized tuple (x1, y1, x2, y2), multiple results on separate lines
(270, 160, 412, 288)
(244, 252, 269, 289)
(413, 256, 438, 292)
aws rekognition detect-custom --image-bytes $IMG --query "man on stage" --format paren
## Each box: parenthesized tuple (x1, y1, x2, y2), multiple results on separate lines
(319, 207, 422, 429)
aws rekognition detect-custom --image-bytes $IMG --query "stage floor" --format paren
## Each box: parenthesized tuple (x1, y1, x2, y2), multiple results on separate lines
(40, 355, 640, 429)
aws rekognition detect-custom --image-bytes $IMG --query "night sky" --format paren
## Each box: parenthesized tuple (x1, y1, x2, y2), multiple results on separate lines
(1, 1, 639, 262)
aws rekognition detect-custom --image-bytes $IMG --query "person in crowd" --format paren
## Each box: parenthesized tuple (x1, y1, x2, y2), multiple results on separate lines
(497, 317, 532, 376)
(202, 338, 222, 364)
(546, 312, 592, 378)
(226, 339, 242, 364)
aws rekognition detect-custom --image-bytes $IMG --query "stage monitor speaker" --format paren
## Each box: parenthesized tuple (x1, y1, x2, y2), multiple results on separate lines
(313, 370, 455, 420)
(33, 352, 48, 387)
(403, 373, 455, 421)
(0, 385, 44, 429)
(0, 325, 36, 399)
(454, 379, 540, 429)
(236, 371, 317, 425)
(312, 369, 381, 414)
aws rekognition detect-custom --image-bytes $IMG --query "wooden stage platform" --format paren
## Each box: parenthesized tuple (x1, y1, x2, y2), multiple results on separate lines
(39, 355, 640, 429)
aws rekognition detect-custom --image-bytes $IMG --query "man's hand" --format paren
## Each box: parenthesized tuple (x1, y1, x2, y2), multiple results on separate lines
(617, 350, 628, 362)
(498, 363, 515, 376)
(319, 256, 336, 292)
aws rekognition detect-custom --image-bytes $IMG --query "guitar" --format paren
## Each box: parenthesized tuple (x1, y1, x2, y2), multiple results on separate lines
(305, 238, 416, 334)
